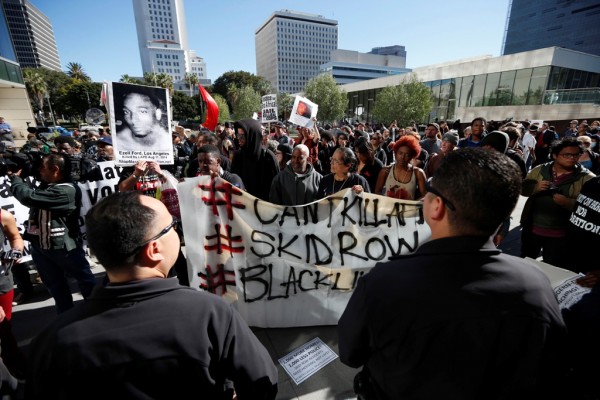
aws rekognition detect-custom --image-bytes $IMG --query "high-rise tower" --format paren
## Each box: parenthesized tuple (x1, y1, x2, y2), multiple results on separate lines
(256, 10, 338, 94)
(1, 0, 61, 71)
(131, 0, 208, 88)
(502, 0, 600, 57)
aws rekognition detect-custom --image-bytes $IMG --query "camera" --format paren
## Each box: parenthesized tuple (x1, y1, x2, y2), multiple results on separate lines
(548, 184, 561, 194)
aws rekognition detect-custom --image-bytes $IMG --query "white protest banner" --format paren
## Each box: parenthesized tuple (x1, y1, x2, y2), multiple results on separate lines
(278, 337, 338, 385)
(0, 163, 123, 243)
(261, 94, 278, 123)
(289, 96, 318, 128)
(525, 258, 591, 310)
(107, 82, 174, 166)
(178, 176, 431, 327)
(553, 274, 591, 310)
(0, 176, 32, 237)
(77, 161, 125, 242)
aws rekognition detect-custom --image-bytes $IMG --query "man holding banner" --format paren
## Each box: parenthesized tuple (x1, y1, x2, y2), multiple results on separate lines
(338, 148, 566, 399)
(26, 191, 278, 399)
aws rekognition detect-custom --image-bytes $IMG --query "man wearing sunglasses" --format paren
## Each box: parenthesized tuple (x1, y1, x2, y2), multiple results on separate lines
(26, 191, 278, 399)
(338, 148, 565, 399)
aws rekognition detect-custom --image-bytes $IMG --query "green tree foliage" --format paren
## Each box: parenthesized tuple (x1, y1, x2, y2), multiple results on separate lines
(58, 81, 103, 121)
(302, 74, 348, 124)
(120, 74, 144, 85)
(23, 68, 47, 110)
(371, 75, 433, 127)
(232, 85, 261, 120)
(213, 93, 231, 123)
(143, 72, 159, 86)
(23, 67, 70, 113)
(277, 92, 294, 121)
(65, 62, 90, 82)
(172, 91, 199, 121)
(212, 71, 272, 109)
(155, 73, 174, 94)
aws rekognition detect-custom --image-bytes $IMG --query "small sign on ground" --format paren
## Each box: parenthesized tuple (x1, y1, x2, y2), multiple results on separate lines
(278, 337, 338, 385)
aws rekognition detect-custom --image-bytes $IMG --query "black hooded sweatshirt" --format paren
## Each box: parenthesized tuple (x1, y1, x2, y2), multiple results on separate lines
(231, 119, 279, 201)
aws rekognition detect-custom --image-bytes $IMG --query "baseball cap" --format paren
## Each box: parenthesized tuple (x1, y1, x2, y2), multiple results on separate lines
(96, 136, 112, 146)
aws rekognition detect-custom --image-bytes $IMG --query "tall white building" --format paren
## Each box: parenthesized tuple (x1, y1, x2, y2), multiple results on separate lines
(256, 10, 338, 94)
(131, 0, 209, 89)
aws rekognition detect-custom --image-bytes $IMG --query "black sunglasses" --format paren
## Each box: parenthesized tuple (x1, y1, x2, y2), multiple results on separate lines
(127, 217, 177, 256)
(425, 178, 456, 211)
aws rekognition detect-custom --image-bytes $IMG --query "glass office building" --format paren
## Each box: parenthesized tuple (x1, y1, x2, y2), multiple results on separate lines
(0, 1, 36, 144)
(343, 47, 600, 127)
(1, 0, 61, 71)
(502, 0, 600, 57)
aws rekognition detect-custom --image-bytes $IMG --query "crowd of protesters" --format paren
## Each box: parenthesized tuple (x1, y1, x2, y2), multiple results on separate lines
(1, 114, 600, 398)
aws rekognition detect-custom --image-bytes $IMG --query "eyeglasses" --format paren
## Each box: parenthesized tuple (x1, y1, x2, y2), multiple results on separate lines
(128, 217, 177, 256)
(425, 178, 456, 211)
(330, 157, 345, 165)
(558, 152, 581, 159)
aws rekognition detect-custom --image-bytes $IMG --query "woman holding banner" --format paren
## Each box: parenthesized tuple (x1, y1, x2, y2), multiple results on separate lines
(317, 147, 370, 199)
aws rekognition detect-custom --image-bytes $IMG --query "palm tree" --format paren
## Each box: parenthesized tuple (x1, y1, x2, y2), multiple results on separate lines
(143, 72, 159, 86)
(66, 62, 90, 82)
(185, 72, 199, 96)
(120, 74, 139, 84)
(155, 73, 174, 96)
(23, 68, 47, 110)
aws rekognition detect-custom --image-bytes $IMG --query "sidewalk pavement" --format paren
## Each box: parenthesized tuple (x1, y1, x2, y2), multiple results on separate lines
(11, 196, 527, 400)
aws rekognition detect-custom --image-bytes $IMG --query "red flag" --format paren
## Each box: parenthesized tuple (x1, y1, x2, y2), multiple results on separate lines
(198, 84, 219, 131)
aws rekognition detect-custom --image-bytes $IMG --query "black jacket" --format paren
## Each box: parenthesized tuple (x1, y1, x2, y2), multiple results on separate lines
(231, 119, 279, 201)
(27, 278, 278, 399)
(338, 236, 566, 399)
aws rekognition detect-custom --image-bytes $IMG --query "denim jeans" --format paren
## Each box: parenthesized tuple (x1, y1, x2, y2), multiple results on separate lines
(30, 245, 97, 314)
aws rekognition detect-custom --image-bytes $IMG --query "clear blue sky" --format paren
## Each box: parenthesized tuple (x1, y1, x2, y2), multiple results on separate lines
(31, 0, 510, 83)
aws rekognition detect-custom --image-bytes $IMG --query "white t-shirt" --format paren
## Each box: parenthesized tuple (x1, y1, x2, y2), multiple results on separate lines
(522, 132, 536, 160)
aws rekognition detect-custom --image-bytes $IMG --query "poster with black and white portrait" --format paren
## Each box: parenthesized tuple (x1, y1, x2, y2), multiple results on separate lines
(107, 82, 174, 165)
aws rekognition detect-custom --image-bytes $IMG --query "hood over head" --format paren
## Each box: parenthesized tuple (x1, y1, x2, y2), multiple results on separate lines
(234, 119, 264, 159)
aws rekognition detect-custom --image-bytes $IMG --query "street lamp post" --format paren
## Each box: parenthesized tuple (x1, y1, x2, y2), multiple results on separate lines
(367, 98, 373, 124)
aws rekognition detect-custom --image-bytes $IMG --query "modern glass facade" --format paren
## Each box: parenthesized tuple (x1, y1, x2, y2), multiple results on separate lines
(0, 3, 16, 61)
(1, 0, 61, 71)
(503, 0, 600, 57)
(0, 3, 23, 85)
(343, 47, 600, 124)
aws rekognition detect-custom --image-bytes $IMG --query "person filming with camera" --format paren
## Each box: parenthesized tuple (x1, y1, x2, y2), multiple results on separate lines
(8, 153, 97, 314)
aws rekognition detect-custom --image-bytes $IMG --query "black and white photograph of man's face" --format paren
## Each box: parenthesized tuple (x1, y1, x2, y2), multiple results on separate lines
(123, 93, 161, 139)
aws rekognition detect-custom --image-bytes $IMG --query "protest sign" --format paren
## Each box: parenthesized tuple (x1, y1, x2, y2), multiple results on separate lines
(0, 176, 33, 237)
(107, 82, 174, 166)
(289, 96, 318, 128)
(526, 258, 592, 310)
(77, 161, 125, 242)
(178, 176, 431, 327)
(261, 94, 278, 123)
(278, 337, 338, 385)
